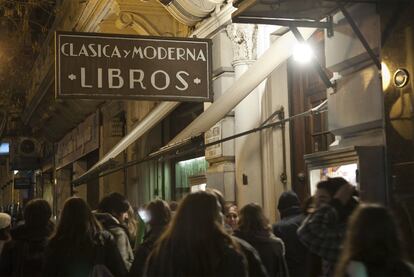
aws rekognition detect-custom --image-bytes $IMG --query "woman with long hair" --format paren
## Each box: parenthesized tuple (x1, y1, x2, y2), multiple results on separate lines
(144, 191, 247, 277)
(235, 203, 288, 277)
(43, 197, 126, 276)
(336, 204, 414, 277)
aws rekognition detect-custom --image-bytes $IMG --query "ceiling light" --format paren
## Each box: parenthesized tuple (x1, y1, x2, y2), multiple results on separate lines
(293, 43, 314, 64)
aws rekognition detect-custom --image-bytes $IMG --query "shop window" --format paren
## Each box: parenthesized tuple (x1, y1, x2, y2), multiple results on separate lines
(174, 157, 208, 200)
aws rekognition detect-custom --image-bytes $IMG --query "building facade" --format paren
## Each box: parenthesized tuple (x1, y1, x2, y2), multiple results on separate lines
(0, 2, 412, 256)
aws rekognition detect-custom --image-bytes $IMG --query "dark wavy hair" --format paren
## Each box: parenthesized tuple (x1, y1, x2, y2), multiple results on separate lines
(24, 199, 52, 228)
(147, 191, 240, 276)
(49, 197, 102, 255)
(147, 199, 171, 227)
(238, 203, 271, 236)
(316, 177, 349, 198)
(335, 204, 412, 277)
(98, 192, 129, 217)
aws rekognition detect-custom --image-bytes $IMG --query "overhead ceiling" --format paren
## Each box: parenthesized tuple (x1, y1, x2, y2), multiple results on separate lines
(0, 0, 56, 137)
(232, 0, 410, 21)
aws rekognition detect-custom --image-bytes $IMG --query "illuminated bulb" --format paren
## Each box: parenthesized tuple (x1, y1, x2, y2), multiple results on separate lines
(381, 62, 391, 90)
(293, 43, 314, 64)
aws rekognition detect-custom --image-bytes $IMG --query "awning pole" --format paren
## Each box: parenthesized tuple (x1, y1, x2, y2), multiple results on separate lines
(72, 102, 327, 185)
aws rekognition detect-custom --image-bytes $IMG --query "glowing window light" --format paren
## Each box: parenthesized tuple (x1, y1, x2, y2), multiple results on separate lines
(381, 62, 391, 90)
(177, 157, 206, 167)
(191, 183, 207, 192)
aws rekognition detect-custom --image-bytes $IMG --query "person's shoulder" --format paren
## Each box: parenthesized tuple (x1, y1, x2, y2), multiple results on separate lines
(405, 261, 414, 276)
(346, 261, 368, 277)
(10, 224, 27, 239)
(221, 243, 246, 266)
(94, 230, 115, 245)
(268, 234, 284, 245)
(108, 225, 129, 238)
(232, 236, 261, 259)
(232, 235, 253, 250)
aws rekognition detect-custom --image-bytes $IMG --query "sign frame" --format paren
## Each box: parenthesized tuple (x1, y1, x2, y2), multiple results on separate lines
(55, 31, 213, 102)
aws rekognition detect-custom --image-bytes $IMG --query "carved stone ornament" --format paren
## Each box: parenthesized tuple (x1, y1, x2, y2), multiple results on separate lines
(226, 24, 258, 64)
(162, 0, 216, 26)
(116, 11, 161, 35)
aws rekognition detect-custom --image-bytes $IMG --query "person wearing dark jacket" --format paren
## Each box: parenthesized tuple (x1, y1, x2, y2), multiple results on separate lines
(272, 191, 306, 277)
(211, 189, 268, 277)
(144, 191, 247, 277)
(298, 178, 358, 277)
(129, 199, 171, 277)
(0, 199, 54, 277)
(235, 203, 288, 277)
(95, 192, 134, 271)
(43, 197, 126, 276)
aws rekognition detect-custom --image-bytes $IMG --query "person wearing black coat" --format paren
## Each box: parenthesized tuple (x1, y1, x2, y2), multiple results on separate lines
(0, 199, 54, 277)
(272, 191, 307, 277)
(43, 197, 127, 277)
(95, 193, 134, 271)
(128, 199, 171, 277)
(235, 203, 289, 277)
(211, 189, 268, 277)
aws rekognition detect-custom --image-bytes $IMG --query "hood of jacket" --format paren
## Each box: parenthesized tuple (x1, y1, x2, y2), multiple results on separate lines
(94, 212, 130, 234)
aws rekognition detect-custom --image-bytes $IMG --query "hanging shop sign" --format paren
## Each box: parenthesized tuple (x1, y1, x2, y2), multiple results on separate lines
(55, 31, 212, 102)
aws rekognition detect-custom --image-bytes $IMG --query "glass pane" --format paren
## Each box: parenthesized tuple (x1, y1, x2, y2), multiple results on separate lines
(175, 157, 208, 200)
(309, 163, 358, 195)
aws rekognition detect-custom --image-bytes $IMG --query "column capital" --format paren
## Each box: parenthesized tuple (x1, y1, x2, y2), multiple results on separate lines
(226, 23, 258, 65)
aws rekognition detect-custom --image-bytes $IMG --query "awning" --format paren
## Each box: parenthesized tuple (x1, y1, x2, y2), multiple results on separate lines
(81, 102, 179, 173)
(72, 26, 316, 185)
(169, 27, 316, 145)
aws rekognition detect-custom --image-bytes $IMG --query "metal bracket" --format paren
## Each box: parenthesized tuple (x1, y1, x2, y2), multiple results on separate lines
(339, 5, 381, 70)
(233, 15, 334, 37)
(326, 16, 334, 38)
(290, 26, 336, 90)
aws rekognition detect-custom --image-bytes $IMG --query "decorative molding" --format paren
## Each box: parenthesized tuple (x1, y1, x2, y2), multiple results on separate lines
(191, 3, 235, 38)
(107, 1, 190, 37)
(74, 0, 116, 32)
(226, 24, 258, 64)
(116, 11, 161, 35)
(162, 0, 216, 26)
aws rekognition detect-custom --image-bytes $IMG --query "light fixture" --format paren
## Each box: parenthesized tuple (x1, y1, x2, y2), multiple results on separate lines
(293, 43, 314, 64)
(381, 62, 391, 90)
(393, 68, 409, 88)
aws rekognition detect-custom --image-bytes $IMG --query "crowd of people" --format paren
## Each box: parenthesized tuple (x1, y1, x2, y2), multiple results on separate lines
(0, 177, 412, 276)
